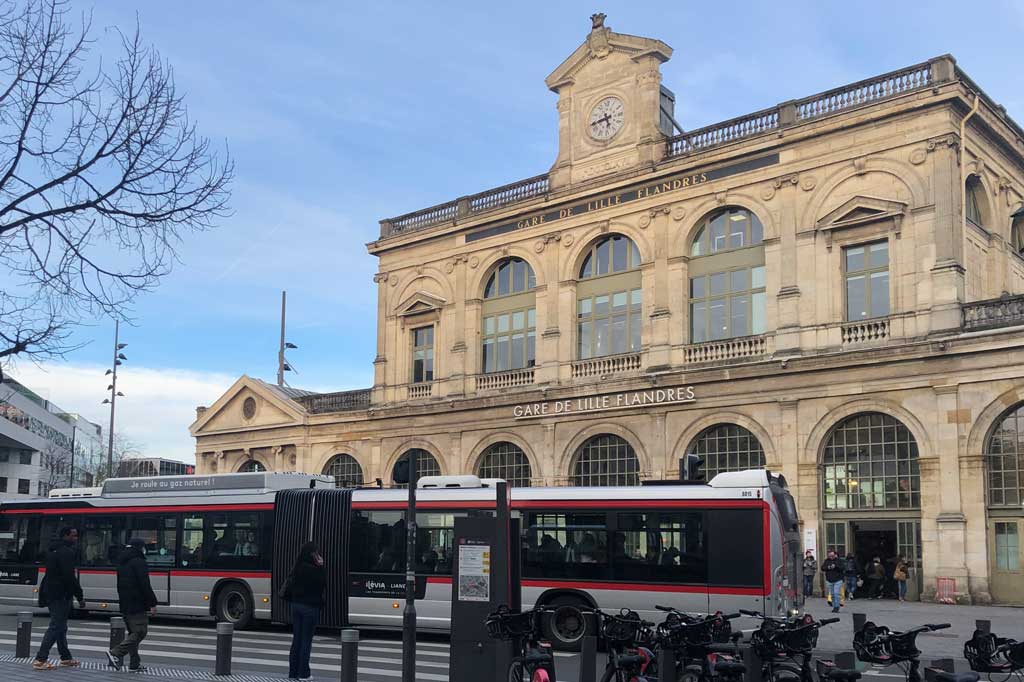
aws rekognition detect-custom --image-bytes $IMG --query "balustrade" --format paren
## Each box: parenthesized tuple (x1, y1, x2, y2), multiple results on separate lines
(963, 294, 1024, 331)
(571, 353, 642, 379)
(475, 368, 535, 391)
(407, 382, 434, 399)
(296, 389, 371, 414)
(842, 318, 891, 345)
(684, 336, 767, 364)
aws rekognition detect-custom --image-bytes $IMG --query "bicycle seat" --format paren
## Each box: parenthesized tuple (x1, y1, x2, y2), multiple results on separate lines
(524, 650, 553, 665)
(932, 673, 979, 682)
(714, 660, 747, 674)
(617, 654, 645, 667)
(708, 643, 739, 654)
(827, 670, 862, 682)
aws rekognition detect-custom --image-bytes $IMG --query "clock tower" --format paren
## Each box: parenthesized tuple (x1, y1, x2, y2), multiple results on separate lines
(546, 14, 675, 190)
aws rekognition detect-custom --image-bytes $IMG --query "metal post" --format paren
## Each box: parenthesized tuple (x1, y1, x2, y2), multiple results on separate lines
(277, 291, 287, 386)
(852, 612, 867, 633)
(105, 320, 119, 480)
(215, 622, 233, 676)
(341, 629, 359, 682)
(109, 616, 125, 650)
(401, 452, 418, 682)
(975, 619, 991, 634)
(657, 645, 676, 682)
(835, 652, 857, 670)
(68, 425, 76, 488)
(16, 612, 33, 658)
(580, 635, 598, 682)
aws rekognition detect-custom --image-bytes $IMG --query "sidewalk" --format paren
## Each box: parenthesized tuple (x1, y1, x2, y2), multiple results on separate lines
(0, 655, 299, 681)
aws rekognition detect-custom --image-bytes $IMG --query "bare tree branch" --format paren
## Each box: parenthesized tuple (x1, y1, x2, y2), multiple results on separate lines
(0, 0, 233, 367)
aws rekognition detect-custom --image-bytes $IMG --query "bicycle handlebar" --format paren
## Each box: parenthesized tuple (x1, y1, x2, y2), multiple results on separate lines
(819, 618, 840, 626)
(928, 623, 951, 631)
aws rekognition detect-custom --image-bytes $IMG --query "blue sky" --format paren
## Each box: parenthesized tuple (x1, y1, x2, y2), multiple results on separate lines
(9, 0, 1024, 461)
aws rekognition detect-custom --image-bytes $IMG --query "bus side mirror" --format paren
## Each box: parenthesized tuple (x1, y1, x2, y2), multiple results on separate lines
(392, 459, 410, 485)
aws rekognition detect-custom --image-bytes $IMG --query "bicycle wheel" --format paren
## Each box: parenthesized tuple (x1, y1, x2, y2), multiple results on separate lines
(508, 657, 526, 682)
(598, 664, 628, 682)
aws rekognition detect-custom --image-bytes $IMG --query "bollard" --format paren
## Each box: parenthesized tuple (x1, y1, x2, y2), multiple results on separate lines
(931, 659, 955, 673)
(215, 622, 233, 676)
(16, 612, 33, 659)
(975, 619, 991, 634)
(579, 635, 598, 682)
(340, 629, 359, 682)
(109, 616, 125, 650)
(743, 644, 763, 682)
(657, 646, 676, 682)
(852, 612, 867, 634)
(835, 651, 857, 670)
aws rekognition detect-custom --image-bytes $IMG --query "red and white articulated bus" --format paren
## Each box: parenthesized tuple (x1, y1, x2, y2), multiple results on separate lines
(0, 468, 800, 650)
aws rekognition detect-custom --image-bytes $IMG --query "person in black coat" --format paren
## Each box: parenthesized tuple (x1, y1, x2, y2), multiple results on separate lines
(106, 538, 158, 672)
(33, 527, 85, 670)
(284, 541, 325, 680)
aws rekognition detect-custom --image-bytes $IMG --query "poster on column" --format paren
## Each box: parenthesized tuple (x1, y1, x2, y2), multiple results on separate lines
(457, 543, 491, 602)
(803, 528, 817, 556)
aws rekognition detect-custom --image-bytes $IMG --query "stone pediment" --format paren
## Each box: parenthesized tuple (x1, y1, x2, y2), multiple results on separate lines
(397, 291, 447, 317)
(815, 195, 907, 249)
(545, 19, 672, 92)
(190, 375, 306, 436)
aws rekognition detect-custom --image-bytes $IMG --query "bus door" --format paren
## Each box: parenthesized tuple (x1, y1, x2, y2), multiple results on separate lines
(706, 506, 767, 616)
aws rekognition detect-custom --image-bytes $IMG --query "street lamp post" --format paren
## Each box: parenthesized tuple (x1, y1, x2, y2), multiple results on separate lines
(102, 320, 127, 480)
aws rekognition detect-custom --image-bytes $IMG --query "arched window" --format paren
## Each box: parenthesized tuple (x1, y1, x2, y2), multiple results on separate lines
(477, 442, 532, 487)
(1011, 207, 1024, 257)
(686, 424, 766, 479)
(482, 258, 536, 373)
(571, 434, 640, 487)
(392, 448, 441, 488)
(238, 459, 266, 473)
(985, 405, 1024, 507)
(966, 175, 986, 227)
(822, 412, 919, 510)
(577, 235, 642, 359)
(688, 208, 765, 343)
(322, 454, 364, 488)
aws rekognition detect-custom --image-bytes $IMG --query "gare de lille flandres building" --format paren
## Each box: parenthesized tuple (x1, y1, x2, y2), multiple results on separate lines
(192, 17, 1024, 604)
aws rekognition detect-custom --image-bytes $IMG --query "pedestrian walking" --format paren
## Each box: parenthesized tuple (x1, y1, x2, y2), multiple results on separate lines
(894, 555, 909, 602)
(802, 550, 817, 597)
(32, 527, 85, 670)
(867, 556, 885, 599)
(820, 549, 844, 613)
(106, 538, 158, 672)
(843, 553, 859, 600)
(282, 541, 325, 680)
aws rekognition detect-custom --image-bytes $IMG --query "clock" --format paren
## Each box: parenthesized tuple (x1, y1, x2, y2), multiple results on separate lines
(588, 96, 625, 141)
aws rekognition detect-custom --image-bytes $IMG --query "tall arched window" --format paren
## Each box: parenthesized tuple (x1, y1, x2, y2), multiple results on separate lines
(392, 448, 441, 488)
(822, 412, 919, 510)
(686, 424, 766, 479)
(482, 258, 536, 373)
(1011, 207, 1024, 257)
(577, 235, 642, 359)
(322, 454, 364, 488)
(688, 207, 765, 343)
(966, 175, 986, 228)
(477, 442, 532, 486)
(238, 459, 266, 473)
(571, 434, 640, 487)
(986, 405, 1024, 507)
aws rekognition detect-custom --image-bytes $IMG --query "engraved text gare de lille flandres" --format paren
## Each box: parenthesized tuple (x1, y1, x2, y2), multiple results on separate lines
(513, 386, 696, 419)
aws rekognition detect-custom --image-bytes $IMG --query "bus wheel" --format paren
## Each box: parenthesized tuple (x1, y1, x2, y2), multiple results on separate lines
(215, 582, 253, 630)
(542, 596, 590, 652)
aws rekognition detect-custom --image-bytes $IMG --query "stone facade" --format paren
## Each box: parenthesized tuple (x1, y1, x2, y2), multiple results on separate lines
(192, 19, 1024, 604)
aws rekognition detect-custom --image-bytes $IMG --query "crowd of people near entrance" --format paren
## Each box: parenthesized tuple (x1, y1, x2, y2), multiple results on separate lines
(803, 548, 910, 612)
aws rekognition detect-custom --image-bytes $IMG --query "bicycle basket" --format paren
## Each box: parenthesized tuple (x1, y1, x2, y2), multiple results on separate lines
(780, 625, 819, 653)
(485, 609, 535, 640)
(963, 631, 1012, 672)
(750, 621, 785, 659)
(888, 631, 922, 661)
(853, 622, 893, 664)
(1008, 641, 1024, 669)
(709, 616, 733, 644)
(602, 611, 643, 644)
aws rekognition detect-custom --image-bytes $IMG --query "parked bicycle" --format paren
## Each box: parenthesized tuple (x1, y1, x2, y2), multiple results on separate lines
(964, 629, 1024, 681)
(854, 621, 979, 682)
(594, 607, 657, 682)
(485, 605, 558, 682)
(654, 605, 745, 682)
(743, 609, 843, 682)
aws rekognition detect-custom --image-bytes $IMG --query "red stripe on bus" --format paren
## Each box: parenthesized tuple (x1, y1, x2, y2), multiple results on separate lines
(762, 506, 771, 592)
(426, 577, 452, 584)
(512, 500, 766, 510)
(352, 501, 495, 511)
(3, 504, 274, 515)
(520, 580, 766, 596)
(169, 571, 271, 579)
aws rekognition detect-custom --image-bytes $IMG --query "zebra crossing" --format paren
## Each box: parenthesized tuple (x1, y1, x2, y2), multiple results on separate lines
(0, 617, 451, 681)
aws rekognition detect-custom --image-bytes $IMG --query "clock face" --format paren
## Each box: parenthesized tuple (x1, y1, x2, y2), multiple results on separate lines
(588, 96, 625, 141)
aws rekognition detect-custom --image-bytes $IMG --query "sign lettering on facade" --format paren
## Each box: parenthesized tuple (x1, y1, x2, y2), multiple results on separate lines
(466, 153, 779, 244)
(512, 386, 695, 419)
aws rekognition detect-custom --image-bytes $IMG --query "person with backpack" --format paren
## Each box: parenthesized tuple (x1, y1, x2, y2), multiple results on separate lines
(106, 538, 158, 672)
(801, 550, 817, 597)
(820, 549, 844, 613)
(32, 527, 85, 670)
(844, 553, 859, 600)
(282, 541, 325, 680)
(894, 555, 909, 602)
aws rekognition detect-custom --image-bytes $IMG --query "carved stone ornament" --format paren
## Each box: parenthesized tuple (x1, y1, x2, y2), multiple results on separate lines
(588, 15, 612, 58)
(852, 157, 867, 175)
(671, 204, 687, 221)
(242, 396, 257, 420)
(534, 240, 546, 253)
(390, 276, 398, 287)
(590, 12, 606, 29)
(772, 174, 799, 190)
(761, 185, 776, 201)
(714, 192, 727, 206)
(636, 70, 661, 86)
(469, 256, 479, 268)
(444, 261, 455, 274)
(373, 272, 389, 284)
(909, 148, 928, 165)
(638, 213, 652, 229)
(925, 134, 959, 154)
(562, 233, 575, 247)
(799, 175, 817, 191)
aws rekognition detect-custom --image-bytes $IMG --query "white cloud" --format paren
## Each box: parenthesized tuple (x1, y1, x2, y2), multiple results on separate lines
(6, 362, 237, 464)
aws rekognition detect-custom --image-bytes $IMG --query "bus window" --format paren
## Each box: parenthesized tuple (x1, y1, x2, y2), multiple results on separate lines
(612, 511, 706, 584)
(350, 511, 405, 574)
(523, 512, 608, 580)
(201, 512, 264, 570)
(0, 517, 34, 563)
(129, 515, 177, 568)
(416, 512, 466, 575)
(81, 516, 125, 566)
(181, 514, 206, 568)
(38, 516, 82, 563)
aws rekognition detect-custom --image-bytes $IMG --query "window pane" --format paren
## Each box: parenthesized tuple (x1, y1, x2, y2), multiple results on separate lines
(730, 295, 748, 337)
(612, 291, 627, 312)
(610, 314, 626, 354)
(527, 308, 536, 328)
(730, 269, 748, 293)
(527, 331, 536, 366)
(595, 317, 610, 356)
(578, 321, 592, 359)
(691, 227, 705, 257)
(498, 262, 510, 296)
(612, 237, 627, 272)
(847, 274, 866, 319)
(580, 254, 592, 279)
(596, 239, 610, 275)
(496, 336, 509, 371)
(512, 310, 526, 330)
(630, 289, 642, 309)
(710, 213, 727, 252)
(709, 272, 727, 296)
(510, 333, 525, 369)
(512, 260, 526, 292)
(483, 339, 494, 372)
(594, 295, 609, 316)
(578, 298, 591, 317)
(613, 512, 705, 584)
(751, 265, 765, 289)
(630, 313, 641, 350)
(484, 275, 496, 298)
(709, 299, 727, 340)
(131, 516, 177, 568)
(752, 292, 766, 334)
(750, 215, 763, 245)
(846, 246, 865, 272)
(691, 302, 707, 343)
(729, 211, 748, 249)
(630, 241, 642, 268)
(484, 316, 494, 335)
(690, 276, 705, 298)
(424, 350, 433, 381)
(870, 271, 889, 317)
(869, 242, 888, 268)
(82, 517, 125, 567)
(497, 314, 510, 333)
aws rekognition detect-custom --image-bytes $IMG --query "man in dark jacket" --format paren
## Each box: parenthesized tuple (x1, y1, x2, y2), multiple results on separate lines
(106, 538, 158, 672)
(32, 527, 85, 670)
(820, 549, 844, 613)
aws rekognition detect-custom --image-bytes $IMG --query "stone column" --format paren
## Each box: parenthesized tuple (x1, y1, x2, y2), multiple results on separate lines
(543, 423, 557, 484)
(537, 235, 563, 385)
(372, 273, 390, 403)
(779, 400, 800, 486)
(448, 256, 468, 397)
(928, 138, 965, 333)
(646, 209, 672, 371)
(650, 412, 667, 478)
(960, 454, 992, 603)
(928, 385, 970, 602)
(295, 444, 313, 474)
(773, 175, 801, 355)
(549, 97, 573, 190)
